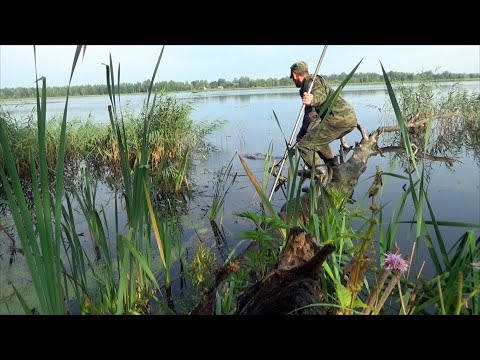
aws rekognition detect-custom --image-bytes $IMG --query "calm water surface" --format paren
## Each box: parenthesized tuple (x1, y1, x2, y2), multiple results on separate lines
(1, 82, 479, 311)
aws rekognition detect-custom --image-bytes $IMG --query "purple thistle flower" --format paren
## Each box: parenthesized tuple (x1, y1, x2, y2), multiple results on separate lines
(383, 252, 409, 275)
(471, 261, 480, 271)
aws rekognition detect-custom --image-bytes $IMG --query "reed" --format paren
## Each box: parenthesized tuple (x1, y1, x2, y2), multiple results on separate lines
(214, 63, 480, 315)
(0, 46, 85, 314)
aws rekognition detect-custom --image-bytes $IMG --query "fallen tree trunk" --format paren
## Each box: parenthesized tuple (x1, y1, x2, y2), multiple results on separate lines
(302, 118, 456, 199)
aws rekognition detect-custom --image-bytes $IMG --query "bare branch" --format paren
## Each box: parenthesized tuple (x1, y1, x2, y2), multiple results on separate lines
(357, 123, 369, 141)
(378, 112, 459, 133)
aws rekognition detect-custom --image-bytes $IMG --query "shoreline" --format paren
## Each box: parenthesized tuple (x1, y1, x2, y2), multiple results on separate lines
(1, 79, 479, 101)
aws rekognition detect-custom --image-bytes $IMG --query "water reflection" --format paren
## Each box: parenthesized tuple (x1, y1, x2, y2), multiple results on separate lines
(210, 220, 230, 261)
(380, 89, 480, 173)
(1, 83, 479, 310)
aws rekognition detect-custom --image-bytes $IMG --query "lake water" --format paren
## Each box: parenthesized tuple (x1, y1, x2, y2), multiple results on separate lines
(1, 81, 479, 310)
(188, 82, 480, 280)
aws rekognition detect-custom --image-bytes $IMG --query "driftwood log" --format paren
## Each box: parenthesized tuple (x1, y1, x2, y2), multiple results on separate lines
(191, 227, 335, 315)
(192, 114, 458, 315)
(337, 113, 457, 190)
(190, 260, 243, 315)
(235, 228, 335, 315)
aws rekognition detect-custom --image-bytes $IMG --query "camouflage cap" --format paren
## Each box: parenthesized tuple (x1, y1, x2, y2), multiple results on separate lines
(290, 61, 309, 78)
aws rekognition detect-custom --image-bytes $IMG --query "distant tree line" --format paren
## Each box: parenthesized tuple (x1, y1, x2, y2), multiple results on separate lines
(1, 71, 478, 99)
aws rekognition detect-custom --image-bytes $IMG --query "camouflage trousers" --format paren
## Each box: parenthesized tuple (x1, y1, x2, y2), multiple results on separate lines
(297, 112, 357, 168)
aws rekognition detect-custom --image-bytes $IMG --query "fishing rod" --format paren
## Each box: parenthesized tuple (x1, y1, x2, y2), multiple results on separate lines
(268, 45, 328, 202)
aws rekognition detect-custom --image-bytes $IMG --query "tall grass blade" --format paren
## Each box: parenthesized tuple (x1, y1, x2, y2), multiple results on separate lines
(0, 46, 84, 314)
(238, 154, 286, 239)
(437, 275, 446, 315)
(424, 194, 449, 267)
(122, 237, 161, 290)
(0, 160, 47, 311)
(317, 59, 363, 123)
(380, 63, 419, 175)
(53, 45, 86, 290)
(11, 284, 32, 315)
(400, 220, 480, 228)
(272, 110, 286, 139)
(144, 180, 167, 269)
(116, 238, 130, 315)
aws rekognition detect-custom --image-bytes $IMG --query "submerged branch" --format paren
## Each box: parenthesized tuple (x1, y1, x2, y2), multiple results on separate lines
(379, 112, 459, 133)
(376, 146, 456, 166)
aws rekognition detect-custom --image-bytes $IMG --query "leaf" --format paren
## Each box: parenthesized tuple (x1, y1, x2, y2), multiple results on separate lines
(335, 281, 352, 309)
(354, 297, 367, 309)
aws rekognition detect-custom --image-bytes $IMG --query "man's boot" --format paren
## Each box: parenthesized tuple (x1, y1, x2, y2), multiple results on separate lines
(325, 157, 341, 183)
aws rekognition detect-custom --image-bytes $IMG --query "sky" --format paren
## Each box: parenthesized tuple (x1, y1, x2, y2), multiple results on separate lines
(0, 45, 479, 88)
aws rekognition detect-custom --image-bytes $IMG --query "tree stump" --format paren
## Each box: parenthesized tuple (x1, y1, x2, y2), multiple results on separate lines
(235, 228, 335, 315)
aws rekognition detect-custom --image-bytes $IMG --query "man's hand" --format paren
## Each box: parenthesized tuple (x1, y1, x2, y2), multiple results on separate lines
(302, 92, 313, 105)
(288, 146, 296, 157)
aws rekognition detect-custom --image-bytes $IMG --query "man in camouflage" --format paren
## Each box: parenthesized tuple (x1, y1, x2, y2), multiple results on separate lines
(290, 61, 357, 182)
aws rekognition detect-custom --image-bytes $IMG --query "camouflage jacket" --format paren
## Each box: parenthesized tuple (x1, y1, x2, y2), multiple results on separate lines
(296, 74, 355, 140)
(300, 74, 355, 121)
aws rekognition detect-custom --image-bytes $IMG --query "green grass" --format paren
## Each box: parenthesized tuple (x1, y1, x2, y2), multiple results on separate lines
(1, 47, 478, 315)
(0, 97, 225, 199)
(214, 62, 480, 315)
(0, 46, 216, 314)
